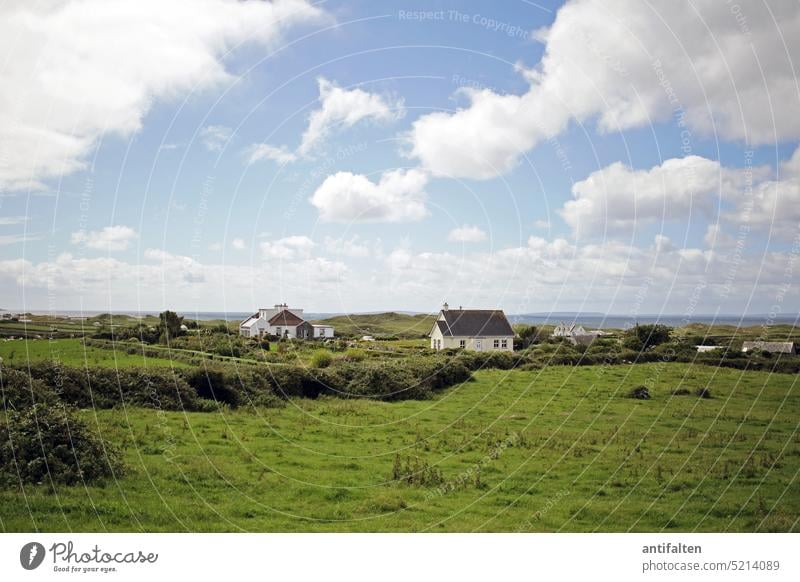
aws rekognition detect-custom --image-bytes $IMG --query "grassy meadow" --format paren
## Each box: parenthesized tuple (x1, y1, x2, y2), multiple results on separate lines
(0, 338, 187, 368)
(310, 312, 437, 339)
(2, 363, 797, 532)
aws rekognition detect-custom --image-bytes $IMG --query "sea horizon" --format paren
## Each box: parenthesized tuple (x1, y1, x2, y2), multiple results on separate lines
(4, 308, 798, 329)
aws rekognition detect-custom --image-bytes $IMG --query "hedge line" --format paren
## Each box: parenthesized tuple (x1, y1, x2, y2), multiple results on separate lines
(6, 345, 796, 413)
(3, 355, 477, 411)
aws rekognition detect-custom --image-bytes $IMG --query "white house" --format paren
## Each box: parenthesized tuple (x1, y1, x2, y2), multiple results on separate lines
(552, 321, 600, 346)
(429, 303, 514, 352)
(553, 322, 587, 337)
(239, 304, 333, 339)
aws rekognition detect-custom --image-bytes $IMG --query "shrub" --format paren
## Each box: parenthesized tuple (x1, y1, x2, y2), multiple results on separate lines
(0, 404, 124, 487)
(0, 368, 58, 411)
(342, 348, 366, 362)
(22, 363, 201, 411)
(627, 385, 651, 400)
(671, 388, 692, 396)
(182, 368, 240, 406)
(695, 387, 713, 399)
(340, 363, 427, 400)
(310, 350, 334, 369)
(623, 324, 672, 350)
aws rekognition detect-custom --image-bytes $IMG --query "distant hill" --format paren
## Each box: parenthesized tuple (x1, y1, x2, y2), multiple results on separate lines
(313, 312, 436, 339)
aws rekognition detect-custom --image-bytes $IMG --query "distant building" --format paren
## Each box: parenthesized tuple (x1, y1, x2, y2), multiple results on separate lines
(239, 304, 333, 339)
(741, 341, 795, 354)
(553, 322, 586, 337)
(552, 321, 600, 346)
(696, 345, 721, 353)
(429, 303, 514, 352)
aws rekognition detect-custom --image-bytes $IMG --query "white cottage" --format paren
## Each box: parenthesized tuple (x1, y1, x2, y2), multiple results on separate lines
(552, 321, 599, 346)
(429, 303, 514, 352)
(239, 304, 333, 339)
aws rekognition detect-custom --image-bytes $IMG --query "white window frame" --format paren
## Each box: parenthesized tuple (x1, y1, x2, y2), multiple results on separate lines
(476, 339, 482, 351)
(459, 339, 466, 348)
(501, 339, 508, 349)
(493, 339, 500, 349)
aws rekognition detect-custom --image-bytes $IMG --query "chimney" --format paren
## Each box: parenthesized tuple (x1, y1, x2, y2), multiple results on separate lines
(442, 302, 449, 311)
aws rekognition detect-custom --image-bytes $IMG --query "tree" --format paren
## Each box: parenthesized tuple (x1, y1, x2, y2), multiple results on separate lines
(157, 310, 184, 344)
(623, 324, 672, 350)
(515, 325, 540, 349)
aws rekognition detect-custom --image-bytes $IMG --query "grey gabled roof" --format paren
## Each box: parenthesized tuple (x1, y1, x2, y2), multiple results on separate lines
(433, 309, 514, 338)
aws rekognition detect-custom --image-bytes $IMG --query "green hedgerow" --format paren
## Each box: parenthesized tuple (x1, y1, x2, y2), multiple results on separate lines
(0, 404, 124, 487)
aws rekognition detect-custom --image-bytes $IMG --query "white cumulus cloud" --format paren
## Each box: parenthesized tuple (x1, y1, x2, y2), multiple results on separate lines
(246, 143, 298, 164)
(448, 225, 488, 243)
(561, 156, 724, 236)
(70, 225, 137, 251)
(200, 125, 232, 152)
(0, 0, 324, 191)
(310, 169, 429, 223)
(407, 0, 800, 179)
(248, 77, 404, 164)
(260, 235, 315, 259)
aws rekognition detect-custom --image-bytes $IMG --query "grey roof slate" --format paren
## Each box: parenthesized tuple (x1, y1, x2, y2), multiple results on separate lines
(434, 309, 514, 337)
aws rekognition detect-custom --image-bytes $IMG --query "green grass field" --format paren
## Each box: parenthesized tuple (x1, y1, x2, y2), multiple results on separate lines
(312, 312, 437, 339)
(1, 363, 797, 532)
(0, 338, 187, 368)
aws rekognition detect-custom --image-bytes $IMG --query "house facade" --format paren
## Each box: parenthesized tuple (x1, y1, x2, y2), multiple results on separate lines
(239, 304, 334, 339)
(429, 304, 514, 352)
(552, 321, 600, 346)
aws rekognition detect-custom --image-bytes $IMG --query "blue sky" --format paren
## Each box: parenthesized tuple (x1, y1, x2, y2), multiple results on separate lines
(1, 0, 799, 315)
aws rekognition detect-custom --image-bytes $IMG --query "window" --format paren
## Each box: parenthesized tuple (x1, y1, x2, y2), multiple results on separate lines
(501, 339, 508, 349)
(276, 327, 281, 335)
(459, 339, 466, 348)
(493, 339, 500, 349)
(476, 340, 482, 350)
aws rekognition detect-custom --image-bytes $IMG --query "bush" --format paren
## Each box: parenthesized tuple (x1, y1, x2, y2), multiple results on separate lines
(671, 388, 692, 396)
(0, 368, 58, 411)
(182, 368, 240, 407)
(342, 348, 366, 362)
(623, 324, 672, 350)
(695, 387, 713, 399)
(627, 385, 651, 400)
(22, 362, 202, 411)
(0, 404, 124, 487)
(310, 350, 334, 369)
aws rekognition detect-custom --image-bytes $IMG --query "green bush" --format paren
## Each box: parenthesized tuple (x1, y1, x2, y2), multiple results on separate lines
(182, 368, 240, 407)
(310, 350, 334, 369)
(22, 363, 202, 411)
(0, 368, 58, 411)
(695, 387, 713, 399)
(627, 385, 651, 400)
(342, 348, 366, 362)
(0, 404, 124, 487)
